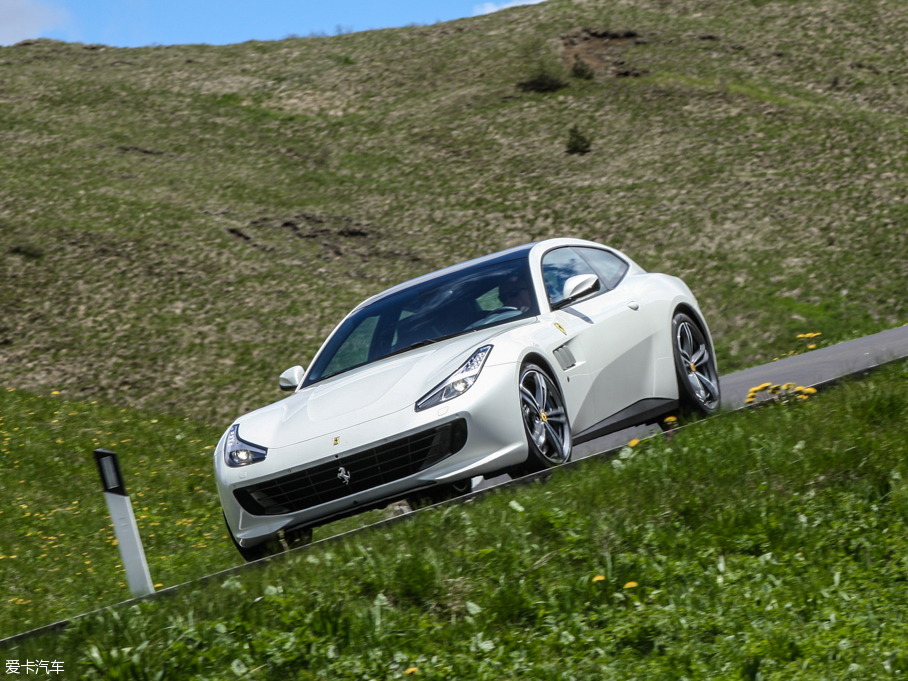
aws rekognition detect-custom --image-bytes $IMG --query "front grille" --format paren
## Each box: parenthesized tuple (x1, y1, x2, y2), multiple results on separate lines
(234, 419, 468, 516)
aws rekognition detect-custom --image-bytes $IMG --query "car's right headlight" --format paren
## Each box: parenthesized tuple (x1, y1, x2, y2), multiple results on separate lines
(415, 345, 492, 412)
(224, 424, 268, 467)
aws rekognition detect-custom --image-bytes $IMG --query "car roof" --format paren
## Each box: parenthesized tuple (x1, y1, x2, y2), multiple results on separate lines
(352, 242, 539, 312)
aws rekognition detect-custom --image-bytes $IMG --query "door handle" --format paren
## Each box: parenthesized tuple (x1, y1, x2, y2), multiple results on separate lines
(627, 300, 639, 311)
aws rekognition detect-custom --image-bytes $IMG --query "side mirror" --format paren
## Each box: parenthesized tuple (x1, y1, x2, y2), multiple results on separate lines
(279, 365, 305, 392)
(554, 274, 600, 309)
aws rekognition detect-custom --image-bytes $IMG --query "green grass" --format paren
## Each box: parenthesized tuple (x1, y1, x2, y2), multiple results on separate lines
(3, 363, 908, 678)
(0, 388, 387, 637)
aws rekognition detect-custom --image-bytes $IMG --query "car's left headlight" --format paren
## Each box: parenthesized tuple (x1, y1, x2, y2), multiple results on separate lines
(224, 424, 268, 467)
(416, 345, 492, 412)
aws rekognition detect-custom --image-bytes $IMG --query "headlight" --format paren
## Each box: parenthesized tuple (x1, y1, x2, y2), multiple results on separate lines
(224, 424, 268, 467)
(415, 345, 492, 412)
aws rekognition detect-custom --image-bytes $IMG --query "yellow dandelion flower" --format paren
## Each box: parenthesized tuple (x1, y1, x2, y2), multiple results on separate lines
(796, 334, 806, 339)
(592, 575, 606, 582)
(628, 438, 640, 447)
(782, 382, 795, 390)
(663, 416, 677, 424)
(51, 391, 60, 395)
(623, 581, 638, 589)
(803, 387, 817, 394)
(798, 395, 809, 401)
(808, 344, 816, 349)
(795, 386, 807, 393)
(405, 668, 419, 676)
(772, 357, 779, 362)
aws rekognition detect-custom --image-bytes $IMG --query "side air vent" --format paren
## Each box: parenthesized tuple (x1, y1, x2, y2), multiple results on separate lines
(553, 344, 577, 371)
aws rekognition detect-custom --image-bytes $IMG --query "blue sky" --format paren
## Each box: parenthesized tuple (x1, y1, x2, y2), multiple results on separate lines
(0, 0, 545, 47)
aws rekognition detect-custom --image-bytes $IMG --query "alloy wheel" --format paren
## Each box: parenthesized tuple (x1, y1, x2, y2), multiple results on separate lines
(519, 367, 572, 466)
(675, 319, 720, 410)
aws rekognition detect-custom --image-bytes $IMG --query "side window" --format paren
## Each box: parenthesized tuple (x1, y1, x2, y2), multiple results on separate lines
(323, 315, 380, 377)
(577, 248, 629, 289)
(541, 248, 597, 307)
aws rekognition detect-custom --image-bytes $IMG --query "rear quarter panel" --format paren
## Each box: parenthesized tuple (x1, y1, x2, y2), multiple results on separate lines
(637, 273, 711, 400)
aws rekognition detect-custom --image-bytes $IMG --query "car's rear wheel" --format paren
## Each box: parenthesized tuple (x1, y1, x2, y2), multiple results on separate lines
(224, 513, 312, 562)
(518, 363, 572, 473)
(672, 312, 720, 415)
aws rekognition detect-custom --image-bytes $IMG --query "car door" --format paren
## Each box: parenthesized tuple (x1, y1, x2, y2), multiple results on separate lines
(540, 246, 655, 432)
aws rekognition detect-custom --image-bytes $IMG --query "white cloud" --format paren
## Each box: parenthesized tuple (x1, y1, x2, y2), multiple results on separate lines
(473, 0, 547, 16)
(0, 0, 68, 46)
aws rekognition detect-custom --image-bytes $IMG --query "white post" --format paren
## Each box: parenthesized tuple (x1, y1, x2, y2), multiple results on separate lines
(93, 449, 155, 598)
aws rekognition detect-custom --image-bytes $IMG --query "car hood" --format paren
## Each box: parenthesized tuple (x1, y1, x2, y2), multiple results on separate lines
(234, 320, 530, 449)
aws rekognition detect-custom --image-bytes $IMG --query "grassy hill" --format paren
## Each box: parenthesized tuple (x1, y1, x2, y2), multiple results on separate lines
(0, 0, 905, 423)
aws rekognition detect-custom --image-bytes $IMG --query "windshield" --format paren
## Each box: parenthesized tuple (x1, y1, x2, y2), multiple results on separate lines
(304, 257, 538, 386)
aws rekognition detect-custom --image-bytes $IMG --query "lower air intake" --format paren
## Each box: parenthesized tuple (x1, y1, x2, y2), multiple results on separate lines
(234, 419, 468, 516)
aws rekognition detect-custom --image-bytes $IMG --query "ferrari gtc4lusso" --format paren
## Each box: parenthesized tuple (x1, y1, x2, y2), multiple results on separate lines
(215, 238, 720, 560)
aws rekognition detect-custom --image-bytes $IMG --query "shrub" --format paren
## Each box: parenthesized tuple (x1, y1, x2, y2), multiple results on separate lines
(516, 36, 568, 93)
(566, 125, 592, 154)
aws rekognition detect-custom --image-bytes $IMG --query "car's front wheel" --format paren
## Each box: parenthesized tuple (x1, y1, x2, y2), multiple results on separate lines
(518, 363, 572, 473)
(406, 478, 473, 509)
(671, 312, 720, 415)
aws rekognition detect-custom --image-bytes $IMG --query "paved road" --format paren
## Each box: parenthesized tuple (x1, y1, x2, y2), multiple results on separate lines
(475, 324, 908, 490)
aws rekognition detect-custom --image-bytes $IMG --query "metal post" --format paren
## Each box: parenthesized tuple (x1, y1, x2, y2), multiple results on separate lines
(93, 449, 155, 598)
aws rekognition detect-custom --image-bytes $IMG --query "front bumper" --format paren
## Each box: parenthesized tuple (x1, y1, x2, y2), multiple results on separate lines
(234, 418, 469, 516)
(216, 361, 527, 547)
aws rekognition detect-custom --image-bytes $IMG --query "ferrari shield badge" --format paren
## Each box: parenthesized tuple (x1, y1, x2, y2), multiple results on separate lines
(333, 436, 340, 446)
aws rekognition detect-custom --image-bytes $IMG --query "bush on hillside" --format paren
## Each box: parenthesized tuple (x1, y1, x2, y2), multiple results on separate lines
(566, 125, 592, 154)
(516, 36, 568, 93)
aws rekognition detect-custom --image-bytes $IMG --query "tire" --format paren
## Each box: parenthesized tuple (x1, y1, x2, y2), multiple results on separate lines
(224, 513, 312, 562)
(518, 363, 572, 473)
(671, 312, 720, 415)
(406, 478, 473, 509)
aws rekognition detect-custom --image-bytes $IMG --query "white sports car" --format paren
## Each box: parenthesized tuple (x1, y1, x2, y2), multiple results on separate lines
(215, 238, 720, 560)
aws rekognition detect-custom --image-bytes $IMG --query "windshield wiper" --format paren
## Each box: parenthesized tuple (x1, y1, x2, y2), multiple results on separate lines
(382, 330, 478, 361)
(384, 338, 438, 358)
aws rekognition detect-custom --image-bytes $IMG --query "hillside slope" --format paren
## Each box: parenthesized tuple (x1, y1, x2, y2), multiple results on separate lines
(0, 0, 906, 421)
